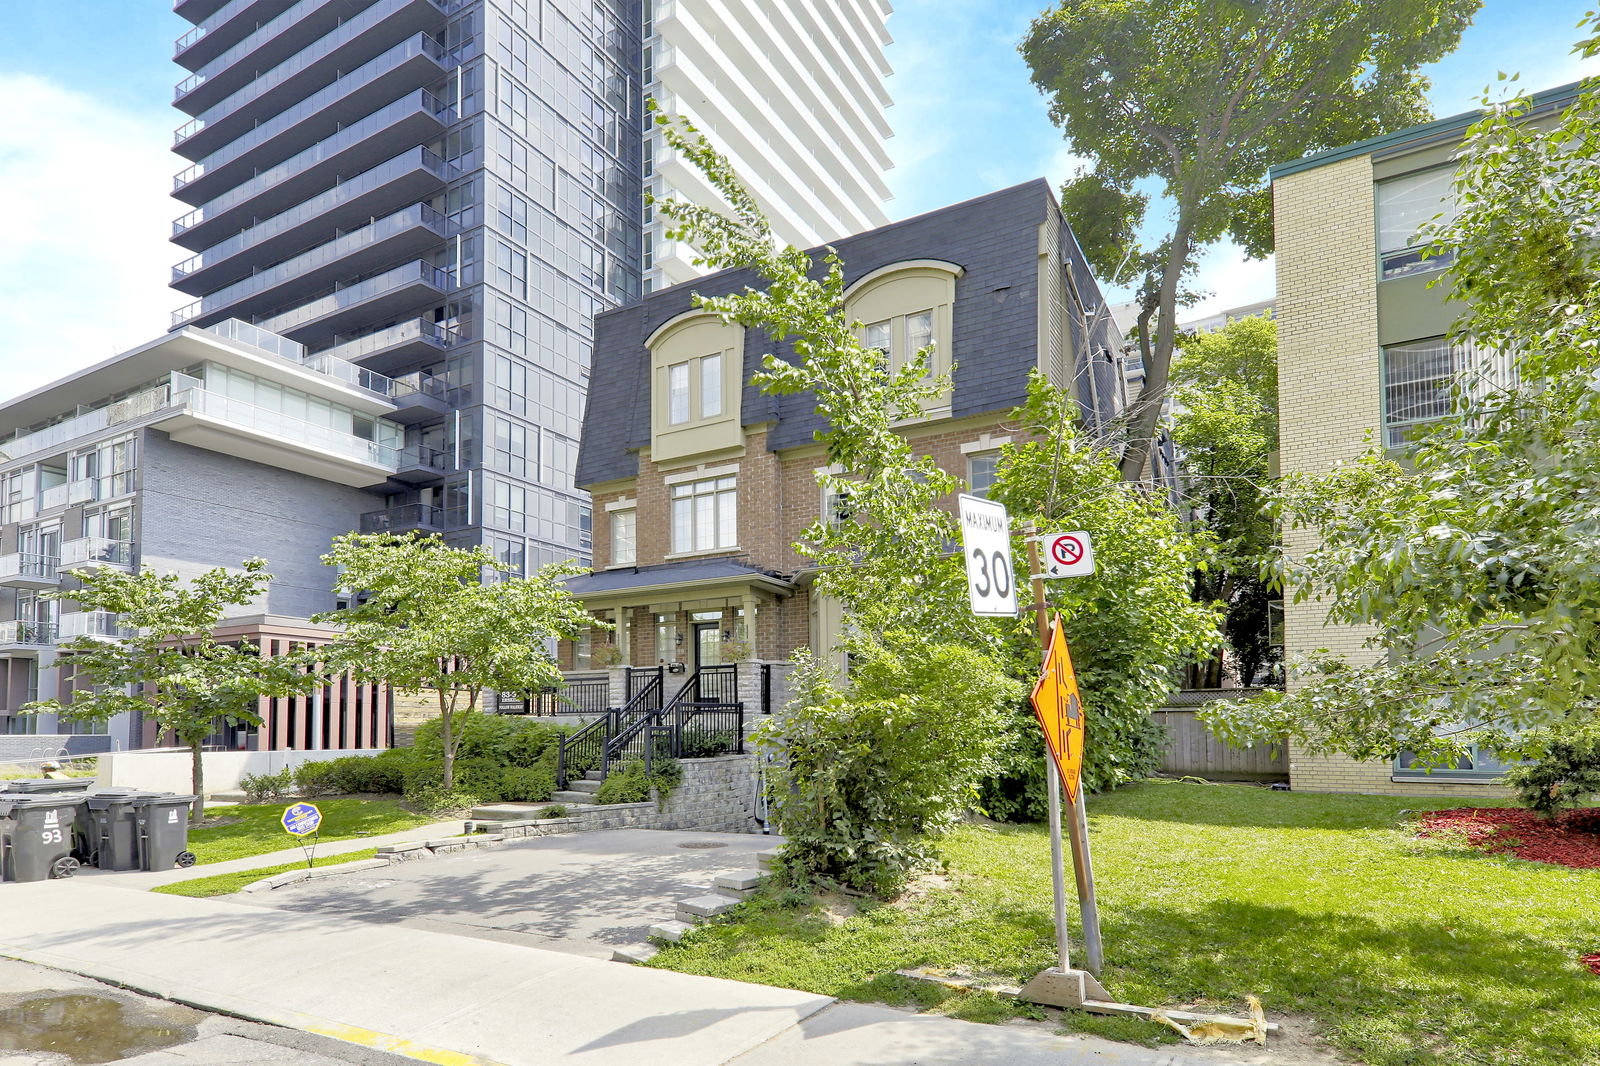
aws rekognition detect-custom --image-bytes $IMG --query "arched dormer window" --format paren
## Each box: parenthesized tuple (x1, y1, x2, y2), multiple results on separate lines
(647, 311, 743, 462)
(844, 259, 964, 419)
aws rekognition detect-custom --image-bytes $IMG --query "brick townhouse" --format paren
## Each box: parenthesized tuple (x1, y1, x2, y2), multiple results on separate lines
(554, 180, 1127, 691)
(1271, 79, 1581, 795)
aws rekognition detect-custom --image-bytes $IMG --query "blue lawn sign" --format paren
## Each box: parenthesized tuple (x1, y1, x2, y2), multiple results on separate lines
(281, 802, 323, 837)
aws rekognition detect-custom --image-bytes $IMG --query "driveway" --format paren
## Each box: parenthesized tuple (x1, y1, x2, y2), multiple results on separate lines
(231, 828, 776, 958)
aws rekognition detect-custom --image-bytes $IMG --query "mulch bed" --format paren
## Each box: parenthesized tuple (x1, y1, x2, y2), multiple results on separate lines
(1416, 807, 1600, 870)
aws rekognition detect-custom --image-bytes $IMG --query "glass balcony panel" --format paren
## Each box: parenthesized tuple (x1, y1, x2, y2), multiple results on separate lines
(38, 485, 69, 512)
(174, 387, 400, 469)
(0, 620, 58, 648)
(174, 32, 450, 155)
(59, 611, 136, 641)
(251, 260, 453, 336)
(59, 538, 136, 570)
(172, 89, 451, 212)
(200, 319, 305, 362)
(0, 553, 61, 586)
(359, 503, 465, 534)
(173, 148, 451, 280)
(317, 319, 456, 366)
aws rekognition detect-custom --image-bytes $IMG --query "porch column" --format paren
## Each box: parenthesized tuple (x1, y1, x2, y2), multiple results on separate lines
(618, 607, 632, 664)
(741, 593, 759, 659)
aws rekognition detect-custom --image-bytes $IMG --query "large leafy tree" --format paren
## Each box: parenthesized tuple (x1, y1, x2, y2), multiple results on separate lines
(1022, 0, 1479, 481)
(316, 534, 593, 790)
(26, 559, 313, 821)
(1204, 59, 1600, 780)
(1169, 315, 1280, 686)
(982, 374, 1221, 820)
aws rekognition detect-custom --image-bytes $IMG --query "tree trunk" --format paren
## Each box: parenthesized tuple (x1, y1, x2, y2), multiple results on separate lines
(438, 687, 454, 790)
(189, 741, 205, 824)
(1119, 212, 1196, 483)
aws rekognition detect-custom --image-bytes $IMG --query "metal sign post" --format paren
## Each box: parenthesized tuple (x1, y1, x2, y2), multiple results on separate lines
(281, 802, 323, 869)
(1017, 529, 1109, 1008)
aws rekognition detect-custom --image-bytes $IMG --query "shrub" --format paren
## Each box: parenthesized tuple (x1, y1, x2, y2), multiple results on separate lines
(404, 783, 481, 815)
(540, 803, 568, 818)
(500, 765, 556, 803)
(1506, 725, 1600, 818)
(452, 758, 509, 803)
(413, 712, 564, 767)
(293, 761, 340, 798)
(327, 751, 411, 795)
(766, 640, 1018, 897)
(240, 767, 294, 804)
(595, 758, 681, 804)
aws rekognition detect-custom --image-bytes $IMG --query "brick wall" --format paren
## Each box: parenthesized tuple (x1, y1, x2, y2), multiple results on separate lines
(1275, 155, 1505, 798)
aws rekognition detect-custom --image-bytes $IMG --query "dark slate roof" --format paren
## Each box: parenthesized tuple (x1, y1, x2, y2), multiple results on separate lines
(577, 179, 1108, 488)
(563, 558, 793, 597)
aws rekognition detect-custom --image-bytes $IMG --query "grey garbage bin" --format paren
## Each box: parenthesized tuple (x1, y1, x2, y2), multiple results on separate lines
(132, 794, 198, 871)
(0, 794, 85, 882)
(0, 778, 93, 795)
(77, 790, 159, 870)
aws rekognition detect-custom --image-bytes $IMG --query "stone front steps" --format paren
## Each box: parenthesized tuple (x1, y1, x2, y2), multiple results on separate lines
(610, 847, 782, 965)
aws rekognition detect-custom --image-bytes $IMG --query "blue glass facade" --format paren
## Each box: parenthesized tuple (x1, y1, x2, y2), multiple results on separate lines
(170, 0, 644, 570)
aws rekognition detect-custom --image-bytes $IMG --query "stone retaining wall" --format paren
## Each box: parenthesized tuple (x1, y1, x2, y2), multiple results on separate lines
(657, 754, 761, 832)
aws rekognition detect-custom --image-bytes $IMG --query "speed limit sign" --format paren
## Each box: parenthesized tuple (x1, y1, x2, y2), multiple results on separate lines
(958, 493, 1016, 616)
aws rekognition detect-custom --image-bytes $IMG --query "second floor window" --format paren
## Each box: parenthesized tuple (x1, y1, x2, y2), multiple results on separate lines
(1382, 338, 1459, 447)
(967, 452, 1000, 497)
(667, 354, 724, 425)
(671, 476, 737, 553)
(611, 508, 636, 566)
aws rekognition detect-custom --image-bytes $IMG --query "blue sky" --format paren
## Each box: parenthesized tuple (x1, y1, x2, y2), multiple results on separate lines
(1, 1, 1596, 392)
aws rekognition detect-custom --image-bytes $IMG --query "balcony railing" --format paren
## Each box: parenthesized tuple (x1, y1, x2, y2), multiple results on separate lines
(0, 383, 173, 465)
(396, 443, 453, 471)
(0, 620, 57, 648)
(176, 0, 361, 102)
(173, 89, 453, 213)
(0, 554, 60, 584)
(359, 503, 466, 533)
(68, 471, 137, 506)
(195, 319, 400, 399)
(38, 485, 68, 512)
(175, 387, 400, 469)
(318, 319, 457, 365)
(173, 150, 452, 280)
(254, 260, 454, 335)
(59, 538, 136, 570)
(174, 32, 450, 150)
(59, 611, 136, 641)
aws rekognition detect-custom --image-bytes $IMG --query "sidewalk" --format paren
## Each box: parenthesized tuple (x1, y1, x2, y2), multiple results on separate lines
(0, 881, 1275, 1066)
(84, 817, 466, 890)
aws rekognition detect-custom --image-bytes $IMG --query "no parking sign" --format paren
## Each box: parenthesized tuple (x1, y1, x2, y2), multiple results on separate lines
(1041, 531, 1096, 579)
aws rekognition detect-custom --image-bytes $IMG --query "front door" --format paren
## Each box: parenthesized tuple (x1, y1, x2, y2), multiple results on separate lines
(694, 623, 721, 671)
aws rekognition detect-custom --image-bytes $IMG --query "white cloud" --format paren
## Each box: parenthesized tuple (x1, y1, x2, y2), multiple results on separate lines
(0, 74, 175, 399)
(1186, 242, 1276, 318)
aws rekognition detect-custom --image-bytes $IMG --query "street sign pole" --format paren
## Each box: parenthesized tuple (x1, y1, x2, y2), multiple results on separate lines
(1025, 529, 1073, 976)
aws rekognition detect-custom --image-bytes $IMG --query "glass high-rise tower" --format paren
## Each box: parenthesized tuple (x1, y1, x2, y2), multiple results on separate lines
(168, 0, 643, 572)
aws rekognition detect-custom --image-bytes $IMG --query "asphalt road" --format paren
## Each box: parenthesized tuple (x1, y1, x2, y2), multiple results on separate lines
(231, 828, 777, 958)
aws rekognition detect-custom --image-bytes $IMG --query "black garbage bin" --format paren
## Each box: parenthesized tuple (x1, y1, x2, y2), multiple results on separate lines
(0, 778, 94, 795)
(132, 794, 198, 871)
(77, 790, 159, 870)
(0, 794, 85, 882)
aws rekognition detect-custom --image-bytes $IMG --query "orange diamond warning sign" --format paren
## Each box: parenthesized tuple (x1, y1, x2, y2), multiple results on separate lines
(1030, 613, 1086, 803)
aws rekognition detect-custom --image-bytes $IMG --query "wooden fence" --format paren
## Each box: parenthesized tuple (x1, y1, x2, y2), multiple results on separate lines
(1152, 689, 1287, 781)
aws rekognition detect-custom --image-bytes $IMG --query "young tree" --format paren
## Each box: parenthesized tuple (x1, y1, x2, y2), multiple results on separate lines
(26, 559, 312, 822)
(1021, 0, 1478, 481)
(1168, 315, 1280, 686)
(982, 374, 1221, 819)
(1203, 58, 1600, 789)
(316, 533, 593, 790)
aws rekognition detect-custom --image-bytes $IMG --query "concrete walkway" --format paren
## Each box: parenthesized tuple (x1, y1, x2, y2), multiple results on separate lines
(81, 818, 466, 890)
(0, 875, 1276, 1066)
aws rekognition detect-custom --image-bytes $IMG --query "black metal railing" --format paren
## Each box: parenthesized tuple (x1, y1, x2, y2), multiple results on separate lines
(627, 666, 664, 710)
(548, 677, 610, 715)
(667, 702, 745, 758)
(556, 711, 612, 789)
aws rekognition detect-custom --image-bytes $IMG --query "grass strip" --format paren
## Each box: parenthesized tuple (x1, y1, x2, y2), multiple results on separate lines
(152, 848, 382, 898)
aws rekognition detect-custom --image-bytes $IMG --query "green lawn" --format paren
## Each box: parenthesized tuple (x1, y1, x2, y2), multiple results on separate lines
(649, 781, 1600, 1066)
(152, 848, 381, 898)
(187, 797, 434, 865)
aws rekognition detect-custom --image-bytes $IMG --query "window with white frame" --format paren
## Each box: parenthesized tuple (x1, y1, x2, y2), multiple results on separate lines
(844, 261, 962, 418)
(1377, 165, 1460, 280)
(670, 476, 737, 553)
(967, 452, 1000, 497)
(1382, 338, 1460, 447)
(666, 354, 723, 426)
(611, 508, 636, 566)
(649, 315, 743, 461)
